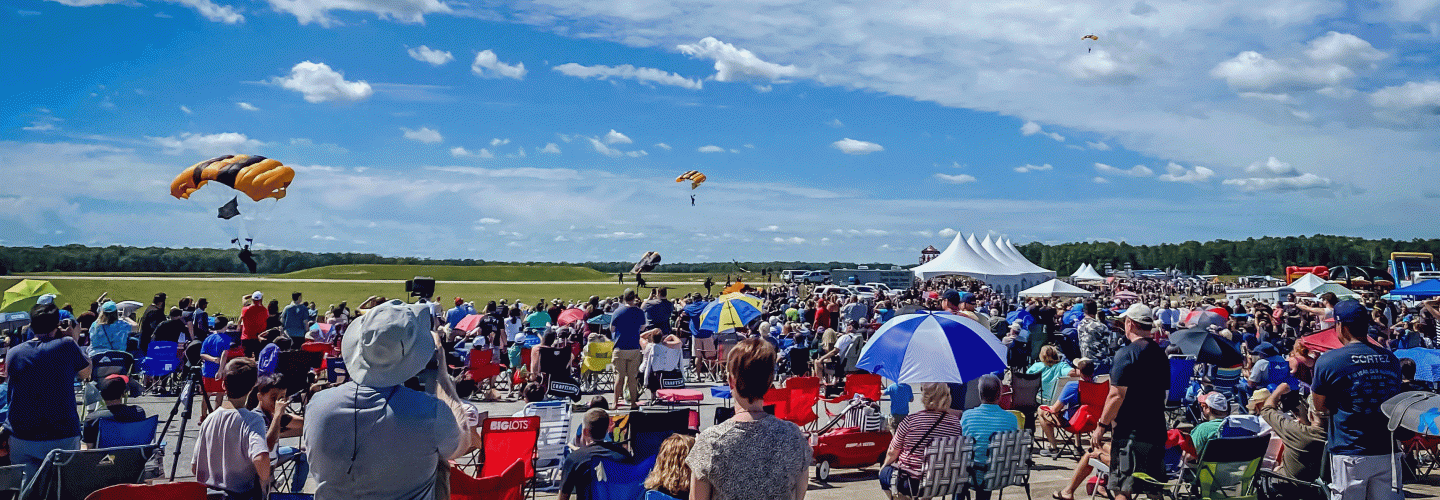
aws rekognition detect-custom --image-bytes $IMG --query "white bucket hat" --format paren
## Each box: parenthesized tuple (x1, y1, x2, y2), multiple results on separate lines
(341, 300, 435, 387)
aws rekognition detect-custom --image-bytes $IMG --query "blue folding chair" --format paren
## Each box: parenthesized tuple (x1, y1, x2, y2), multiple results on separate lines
(326, 357, 348, 383)
(643, 490, 682, 500)
(587, 456, 656, 500)
(140, 341, 180, 394)
(1165, 355, 1196, 427)
(97, 416, 159, 448)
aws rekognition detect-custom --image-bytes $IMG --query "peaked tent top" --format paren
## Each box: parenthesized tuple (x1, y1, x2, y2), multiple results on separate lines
(1018, 279, 1095, 297)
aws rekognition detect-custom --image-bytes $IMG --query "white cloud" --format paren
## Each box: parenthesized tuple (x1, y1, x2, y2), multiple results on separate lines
(1222, 156, 1333, 192)
(676, 37, 804, 82)
(1303, 31, 1386, 68)
(588, 138, 623, 158)
(1210, 33, 1382, 94)
(773, 236, 806, 245)
(538, 143, 561, 154)
(626, 150, 648, 157)
(552, 63, 702, 89)
(1020, 121, 1064, 142)
(269, 61, 373, 103)
(594, 231, 646, 240)
(407, 45, 454, 66)
(149, 132, 265, 156)
(477, 217, 502, 224)
(697, 145, 724, 153)
(171, 0, 244, 23)
(1013, 163, 1053, 173)
(507, 147, 527, 158)
(937, 228, 958, 238)
(1370, 81, 1440, 111)
(1067, 50, 1138, 84)
(1156, 163, 1215, 183)
(831, 138, 883, 155)
(758, 225, 779, 232)
(22, 121, 57, 132)
(471, 50, 526, 80)
(653, 143, 671, 150)
(827, 118, 844, 128)
(236, 102, 259, 111)
(179, 106, 192, 114)
(1092, 177, 1111, 184)
(449, 146, 494, 158)
(603, 129, 632, 145)
(933, 173, 977, 184)
(1086, 141, 1111, 151)
(832, 228, 890, 237)
(1093, 163, 1152, 177)
(401, 127, 442, 144)
(490, 138, 511, 147)
(264, 0, 450, 27)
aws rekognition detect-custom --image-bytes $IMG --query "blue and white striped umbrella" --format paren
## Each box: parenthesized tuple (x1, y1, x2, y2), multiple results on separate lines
(857, 311, 1008, 384)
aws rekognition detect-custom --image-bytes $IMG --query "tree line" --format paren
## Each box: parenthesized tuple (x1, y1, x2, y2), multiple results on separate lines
(1, 235, 1436, 277)
(1013, 235, 1440, 276)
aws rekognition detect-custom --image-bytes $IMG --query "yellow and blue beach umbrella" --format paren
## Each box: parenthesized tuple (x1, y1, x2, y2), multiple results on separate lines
(697, 293, 763, 334)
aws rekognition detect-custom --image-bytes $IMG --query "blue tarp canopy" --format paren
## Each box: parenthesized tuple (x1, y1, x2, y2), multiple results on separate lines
(1390, 280, 1440, 298)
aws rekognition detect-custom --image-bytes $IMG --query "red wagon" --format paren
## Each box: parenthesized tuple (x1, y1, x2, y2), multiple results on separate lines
(808, 396, 891, 482)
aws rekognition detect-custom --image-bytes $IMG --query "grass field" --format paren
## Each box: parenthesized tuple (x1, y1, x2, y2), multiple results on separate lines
(272, 264, 614, 282)
(1, 276, 706, 318)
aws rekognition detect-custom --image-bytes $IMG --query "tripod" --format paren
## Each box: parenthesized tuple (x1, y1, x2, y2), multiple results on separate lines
(158, 366, 211, 481)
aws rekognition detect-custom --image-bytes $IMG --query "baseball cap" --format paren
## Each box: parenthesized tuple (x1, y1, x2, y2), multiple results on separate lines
(1334, 299, 1371, 329)
(1122, 304, 1154, 327)
(959, 292, 977, 304)
(35, 294, 55, 306)
(454, 297, 464, 306)
(942, 289, 961, 304)
(99, 374, 130, 401)
(100, 300, 118, 313)
(1204, 392, 1230, 413)
(29, 303, 59, 334)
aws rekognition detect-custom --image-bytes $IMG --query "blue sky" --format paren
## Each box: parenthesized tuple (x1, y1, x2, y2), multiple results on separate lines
(2, 0, 1439, 264)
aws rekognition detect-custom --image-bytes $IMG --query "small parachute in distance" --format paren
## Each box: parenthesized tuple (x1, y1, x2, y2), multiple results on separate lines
(170, 154, 295, 202)
(675, 170, 707, 189)
(1082, 34, 1099, 53)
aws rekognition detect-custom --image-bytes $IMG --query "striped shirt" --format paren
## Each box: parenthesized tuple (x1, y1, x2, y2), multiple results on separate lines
(892, 410, 963, 476)
(961, 404, 1019, 466)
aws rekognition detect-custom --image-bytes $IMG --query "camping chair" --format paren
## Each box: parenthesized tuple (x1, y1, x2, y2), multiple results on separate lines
(580, 341, 615, 393)
(95, 416, 159, 449)
(1007, 371, 1043, 432)
(324, 357, 347, 384)
(628, 410, 694, 460)
(467, 349, 503, 395)
(969, 430, 1033, 500)
(1166, 356, 1197, 428)
(587, 456, 657, 500)
(1134, 434, 1269, 500)
(764, 387, 793, 423)
(139, 342, 180, 395)
(20, 443, 160, 500)
(521, 401, 570, 486)
(1051, 380, 1110, 461)
(823, 373, 881, 417)
(451, 459, 525, 500)
(479, 417, 540, 487)
(784, 377, 821, 429)
(1254, 469, 1327, 500)
(82, 481, 206, 500)
(910, 435, 975, 499)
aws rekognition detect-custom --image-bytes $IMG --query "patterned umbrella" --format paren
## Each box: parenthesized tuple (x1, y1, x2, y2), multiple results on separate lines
(857, 311, 1007, 384)
(698, 293, 763, 334)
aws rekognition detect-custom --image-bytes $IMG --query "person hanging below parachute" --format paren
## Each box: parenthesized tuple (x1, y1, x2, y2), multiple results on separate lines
(632, 251, 661, 287)
(1082, 34, 1099, 53)
(675, 170, 706, 206)
(170, 154, 295, 274)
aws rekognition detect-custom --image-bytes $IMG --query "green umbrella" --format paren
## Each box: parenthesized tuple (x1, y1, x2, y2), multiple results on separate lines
(1, 279, 61, 313)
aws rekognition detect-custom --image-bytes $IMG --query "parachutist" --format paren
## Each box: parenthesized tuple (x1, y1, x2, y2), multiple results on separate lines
(238, 245, 257, 274)
(690, 194, 696, 206)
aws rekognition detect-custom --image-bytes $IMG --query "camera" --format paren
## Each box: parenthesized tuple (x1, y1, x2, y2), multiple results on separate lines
(405, 276, 436, 299)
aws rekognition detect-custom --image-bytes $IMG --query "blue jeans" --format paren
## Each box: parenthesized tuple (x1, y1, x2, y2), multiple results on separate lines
(10, 435, 79, 481)
(274, 446, 308, 492)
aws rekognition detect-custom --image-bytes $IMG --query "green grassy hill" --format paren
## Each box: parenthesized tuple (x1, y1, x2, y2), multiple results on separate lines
(273, 264, 612, 282)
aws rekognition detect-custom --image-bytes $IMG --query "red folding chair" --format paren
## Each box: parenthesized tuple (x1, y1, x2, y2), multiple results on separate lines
(784, 377, 821, 428)
(480, 417, 540, 482)
(469, 349, 503, 384)
(824, 373, 882, 417)
(763, 387, 792, 421)
(84, 482, 207, 500)
(1050, 380, 1109, 459)
(452, 458, 526, 500)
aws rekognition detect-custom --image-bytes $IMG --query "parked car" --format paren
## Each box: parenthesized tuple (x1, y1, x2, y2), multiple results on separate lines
(803, 270, 832, 284)
(846, 285, 876, 301)
(781, 270, 808, 283)
(812, 285, 850, 298)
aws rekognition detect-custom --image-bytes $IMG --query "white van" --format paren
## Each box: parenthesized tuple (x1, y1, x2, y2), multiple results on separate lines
(781, 270, 807, 283)
(804, 270, 831, 284)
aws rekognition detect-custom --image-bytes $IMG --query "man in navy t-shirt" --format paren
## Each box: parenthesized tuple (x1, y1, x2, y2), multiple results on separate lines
(1312, 299, 1403, 500)
(7, 304, 91, 479)
(610, 289, 645, 407)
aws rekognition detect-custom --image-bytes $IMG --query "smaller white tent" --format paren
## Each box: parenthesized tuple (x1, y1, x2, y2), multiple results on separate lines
(1289, 273, 1327, 293)
(1019, 279, 1095, 298)
(1071, 264, 1105, 281)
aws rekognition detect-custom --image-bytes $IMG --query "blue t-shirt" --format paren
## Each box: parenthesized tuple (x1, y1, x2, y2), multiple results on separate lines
(883, 383, 913, 417)
(282, 303, 309, 337)
(1056, 381, 1082, 420)
(201, 332, 233, 379)
(1312, 341, 1402, 456)
(6, 336, 89, 441)
(641, 300, 674, 334)
(685, 302, 711, 338)
(611, 305, 645, 350)
(445, 307, 470, 330)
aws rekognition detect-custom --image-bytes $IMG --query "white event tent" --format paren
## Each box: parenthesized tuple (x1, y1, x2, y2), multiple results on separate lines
(1070, 264, 1106, 281)
(911, 232, 1056, 296)
(1019, 279, 1095, 298)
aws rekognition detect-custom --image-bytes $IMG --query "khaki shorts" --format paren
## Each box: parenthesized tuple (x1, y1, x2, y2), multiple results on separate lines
(693, 336, 717, 359)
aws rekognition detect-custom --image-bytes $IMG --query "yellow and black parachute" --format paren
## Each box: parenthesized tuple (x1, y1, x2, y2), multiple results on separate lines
(170, 154, 295, 202)
(675, 170, 707, 189)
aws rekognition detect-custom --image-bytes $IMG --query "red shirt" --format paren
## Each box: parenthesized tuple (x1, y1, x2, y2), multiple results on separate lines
(240, 304, 268, 340)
